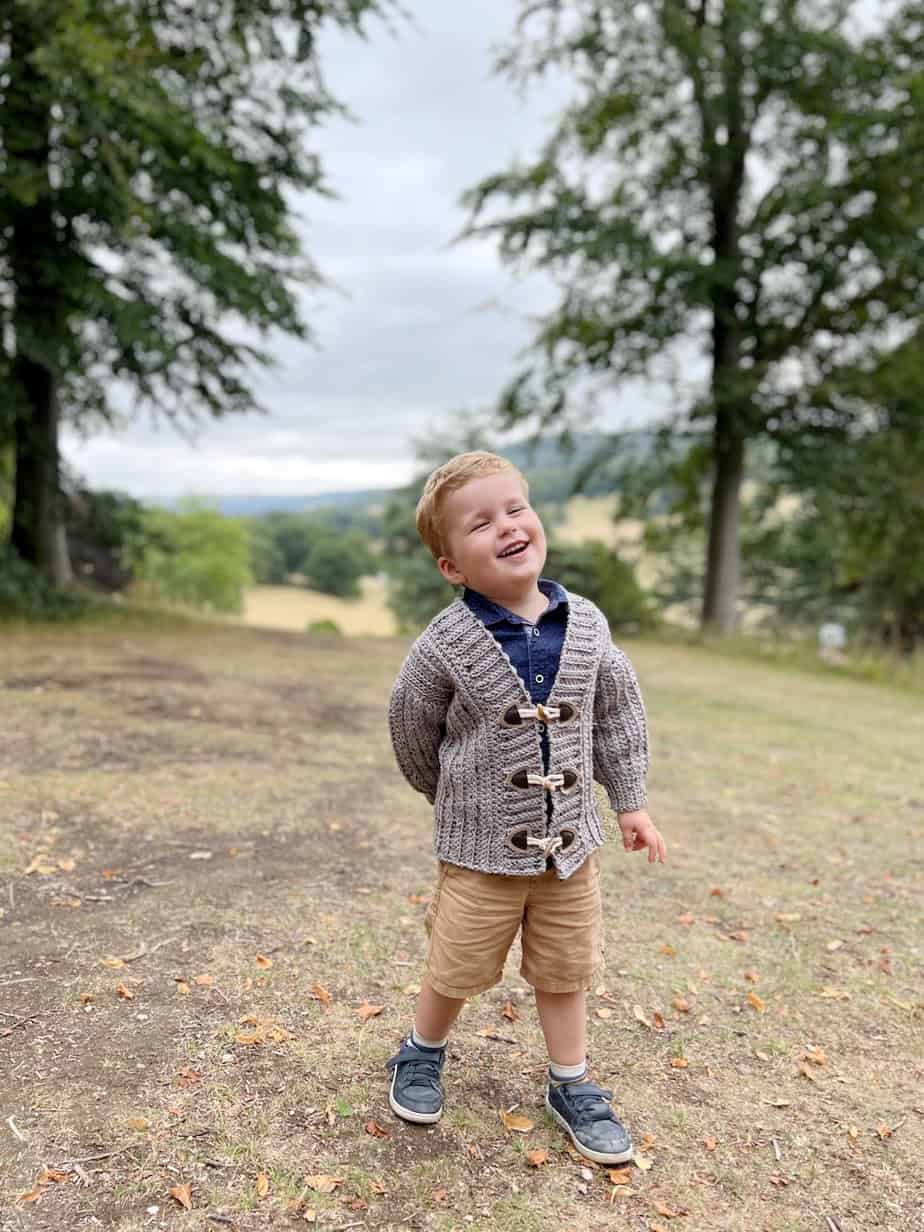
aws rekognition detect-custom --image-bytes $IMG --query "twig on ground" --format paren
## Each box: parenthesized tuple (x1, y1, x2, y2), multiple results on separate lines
(72, 1164, 92, 1187)
(209, 986, 232, 1006)
(7, 1116, 28, 1141)
(115, 877, 175, 891)
(8, 881, 14, 910)
(120, 936, 176, 963)
(205, 1215, 236, 1227)
(771, 1138, 781, 1162)
(825, 1217, 843, 1232)
(53, 1148, 128, 1167)
(1, 1012, 42, 1035)
(480, 1033, 517, 1045)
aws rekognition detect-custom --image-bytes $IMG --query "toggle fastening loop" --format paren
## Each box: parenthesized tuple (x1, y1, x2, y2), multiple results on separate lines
(517, 702, 561, 722)
(526, 772, 566, 793)
(526, 834, 564, 859)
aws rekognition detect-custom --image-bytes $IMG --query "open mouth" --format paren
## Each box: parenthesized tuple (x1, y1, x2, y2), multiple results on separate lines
(498, 540, 529, 559)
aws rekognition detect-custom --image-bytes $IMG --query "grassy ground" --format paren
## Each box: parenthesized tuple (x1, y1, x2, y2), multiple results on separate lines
(0, 619, 921, 1231)
(241, 577, 397, 637)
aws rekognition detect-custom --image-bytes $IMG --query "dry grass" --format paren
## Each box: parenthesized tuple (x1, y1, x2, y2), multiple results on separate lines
(0, 620, 921, 1231)
(241, 577, 396, 637)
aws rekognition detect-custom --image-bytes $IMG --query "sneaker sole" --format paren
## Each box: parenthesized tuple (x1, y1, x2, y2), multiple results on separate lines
(545, 1093, 634, 1165)
(388, 1066, 443, 1125)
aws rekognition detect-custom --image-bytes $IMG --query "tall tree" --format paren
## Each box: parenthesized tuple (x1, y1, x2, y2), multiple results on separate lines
(0, 0, 387, 582)
(463, 0, 924, 631)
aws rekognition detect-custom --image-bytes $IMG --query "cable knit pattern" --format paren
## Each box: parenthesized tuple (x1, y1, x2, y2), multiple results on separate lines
(388, 591, 649, 880)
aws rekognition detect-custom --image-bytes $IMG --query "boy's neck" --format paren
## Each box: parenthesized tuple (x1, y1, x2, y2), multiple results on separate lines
(474, 579, 549, 623)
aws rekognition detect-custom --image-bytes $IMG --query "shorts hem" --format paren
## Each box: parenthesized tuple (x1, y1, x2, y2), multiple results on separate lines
(520, 965, 602, 994)
(424, 968, 504, 1000)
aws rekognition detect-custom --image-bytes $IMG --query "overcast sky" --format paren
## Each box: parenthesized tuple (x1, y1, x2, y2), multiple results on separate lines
(61, 0, 885, 501)
(60, 1, 658, 500)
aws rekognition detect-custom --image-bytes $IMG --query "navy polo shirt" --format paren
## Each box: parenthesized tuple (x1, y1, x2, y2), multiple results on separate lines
(462, 577, 569, 776)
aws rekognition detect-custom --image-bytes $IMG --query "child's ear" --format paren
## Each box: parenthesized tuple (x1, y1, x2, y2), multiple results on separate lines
(437, 555, 465, 586)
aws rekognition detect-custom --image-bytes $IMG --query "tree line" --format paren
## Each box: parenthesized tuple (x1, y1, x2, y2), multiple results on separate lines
(1, 0, 922, 649)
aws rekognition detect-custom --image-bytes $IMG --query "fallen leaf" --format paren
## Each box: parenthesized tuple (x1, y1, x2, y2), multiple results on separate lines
(304, 1175, 343, 1194)
(639, 1132, 656, 1152)
(37, 1168, 71, 1183)
(797, 1062, 817, 1082)
(500, 1109, 534, 1133)
(431, 1186, 449, 1203)
(670, 1057, 689, 1069)
(355, 1001, 385, 1023)
(746, 991, 766, 1013)
(607, 1167, 632, 1184)
(255, 954, 274, 969)
(658, 944, 676, 956)
(672, 997, 690, 1014)
(101, 957, 125, 969)
(754, 1050, 769, 1061)
(826, 939, 843, 952)
(744, 970, 760, 983)
(676, 912, 696, 926)
(303, 1210, 317, 1224)
(817, 987, 851, 1000)
(79, 993, 95, 1005)
(115, 982, 134, 1000)
(633, 1005, 652, 1029)
(365, 1120, 390, 1139)
(847, 1125, 859, 1142)
(803, 1046, 827, 1067)
(347, 1197, 368, 1211)
(876, 1123, 893, 1140)
(176, 1067, 201, 1087)
(596, 1007, 614, 1020)
(407, 893, 430, 905)
(704, 1136, 718, 1151)
(194, 974, 214, 987)
(310, 982, 332, 1006)
(633, 1151, 653, 1172)
(57, 857, 77, 873)
(169, 1182, 193, 1210)
(127, 1116, 150, 1131)
(652, 1199, 680, 1217)
(652, 1011, 666, 1030)
(16, 1185, 45, 1204)
(727, 929, 749, 943)
(101, 868, 120, 878)
(709, 887, 723, 897)
(775, 912, 801, 923)
(175, 980, 191, 995)
(526, 1148, 549, 1166)
(650, 1225, 670, 1232)
(370, 1179, 388, 1195)
(256, 1173, 270, 1199)
(501, 1001, 520, 1022)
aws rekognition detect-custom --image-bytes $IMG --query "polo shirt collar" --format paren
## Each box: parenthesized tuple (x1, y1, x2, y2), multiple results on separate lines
(463, 577, 569, 627)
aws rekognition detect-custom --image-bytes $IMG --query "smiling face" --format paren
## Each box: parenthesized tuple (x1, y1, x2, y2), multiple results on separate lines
(436, 469, 547, 604)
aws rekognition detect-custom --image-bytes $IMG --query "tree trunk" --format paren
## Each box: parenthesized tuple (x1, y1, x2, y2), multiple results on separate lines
(7, 6, 72, 584)
(702, 413, 745, 632)
(10, 359, 71, 584)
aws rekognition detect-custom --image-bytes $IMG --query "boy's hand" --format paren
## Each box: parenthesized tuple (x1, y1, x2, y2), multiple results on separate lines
(617, 809, 666, 864)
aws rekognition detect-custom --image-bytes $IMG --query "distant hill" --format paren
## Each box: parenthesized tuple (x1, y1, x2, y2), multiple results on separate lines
(159, 431, 660, 517)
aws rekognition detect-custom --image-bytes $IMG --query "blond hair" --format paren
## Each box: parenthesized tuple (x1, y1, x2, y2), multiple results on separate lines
(415, 451, 528, 560)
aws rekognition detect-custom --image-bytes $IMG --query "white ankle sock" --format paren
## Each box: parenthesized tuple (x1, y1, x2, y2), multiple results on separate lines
(549, 1058, 587, 1083)
(412, 1028, 448, 1050)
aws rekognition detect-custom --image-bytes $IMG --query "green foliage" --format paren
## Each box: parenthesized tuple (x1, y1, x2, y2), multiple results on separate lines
(0, 0, 390, 431)
(462, 0, 924, 627)
(306, 618, 343, 637)
(544, 539, 655, 634)
(0, 448, 12, 540)
(132, 502, 252, 614)
(65, 482, 148, 591)
(246, 520, 289, 585)
(301, 529, 376, 599)
(0, 545, 90, 620)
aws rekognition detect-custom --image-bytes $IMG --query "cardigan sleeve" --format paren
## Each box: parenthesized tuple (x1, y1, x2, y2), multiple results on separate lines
(388, 637, 452, 805)
(592, 641, 649, 813)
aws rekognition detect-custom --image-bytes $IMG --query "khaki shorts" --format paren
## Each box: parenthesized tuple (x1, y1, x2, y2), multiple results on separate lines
(423, 852, 603, 998)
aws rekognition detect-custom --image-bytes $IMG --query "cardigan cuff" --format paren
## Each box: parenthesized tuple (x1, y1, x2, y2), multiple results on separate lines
(606, 781, 648, 814)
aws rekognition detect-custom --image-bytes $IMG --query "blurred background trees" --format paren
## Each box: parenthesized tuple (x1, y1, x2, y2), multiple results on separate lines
(463, 0, 924, 634)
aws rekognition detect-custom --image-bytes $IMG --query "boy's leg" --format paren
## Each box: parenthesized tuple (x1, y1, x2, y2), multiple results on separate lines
(534, 988, 586, 1068)
(414, 979, 465, 1044)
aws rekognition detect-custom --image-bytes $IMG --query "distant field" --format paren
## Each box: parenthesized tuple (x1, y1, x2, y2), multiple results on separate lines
(241, 575, 397, 636)
(239, 498, 636, 636)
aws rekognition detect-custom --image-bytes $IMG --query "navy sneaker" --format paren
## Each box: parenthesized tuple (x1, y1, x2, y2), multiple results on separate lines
(545, 1077, 634, 1164)
(386, 1038, 446, 1124)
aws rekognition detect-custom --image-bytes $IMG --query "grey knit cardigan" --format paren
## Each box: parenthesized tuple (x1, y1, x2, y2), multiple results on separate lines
(388, 590, 649, 879)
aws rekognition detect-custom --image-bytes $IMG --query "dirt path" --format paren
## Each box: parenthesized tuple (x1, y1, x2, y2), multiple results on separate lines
(0, 621, 921, 1231)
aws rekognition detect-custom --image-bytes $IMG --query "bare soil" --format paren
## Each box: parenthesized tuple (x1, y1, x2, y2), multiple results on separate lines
(0, 620, 921, 1232)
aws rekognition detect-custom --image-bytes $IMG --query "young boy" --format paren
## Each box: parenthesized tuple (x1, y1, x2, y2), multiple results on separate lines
(387, 451, 665, 1164)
